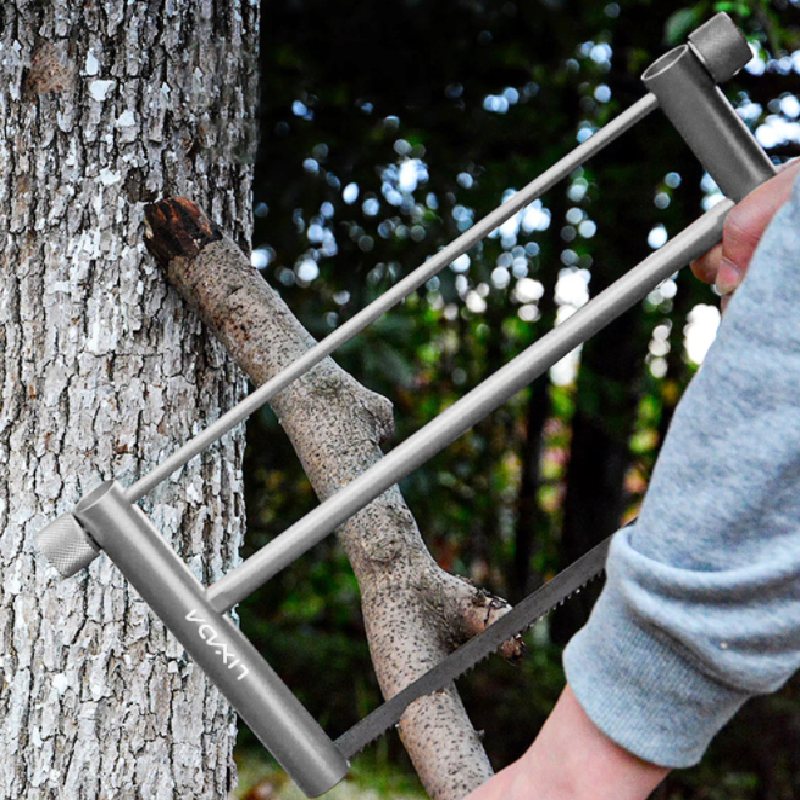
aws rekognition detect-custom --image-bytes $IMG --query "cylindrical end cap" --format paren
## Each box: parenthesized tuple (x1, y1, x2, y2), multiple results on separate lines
(688, 12, 751, 83)
(36, 513, 101, 577)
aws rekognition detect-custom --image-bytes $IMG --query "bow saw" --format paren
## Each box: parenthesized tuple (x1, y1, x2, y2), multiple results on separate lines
(37, 13, 776, 798)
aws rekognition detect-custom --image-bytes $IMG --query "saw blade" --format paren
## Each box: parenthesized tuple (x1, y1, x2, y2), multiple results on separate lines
(335, 534, 612, 759)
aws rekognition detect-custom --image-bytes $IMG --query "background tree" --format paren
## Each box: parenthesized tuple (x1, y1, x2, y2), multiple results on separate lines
(0, 2, 257, 796)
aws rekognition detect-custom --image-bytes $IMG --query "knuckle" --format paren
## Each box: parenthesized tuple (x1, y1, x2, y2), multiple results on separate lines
(722, 211, 760, 252)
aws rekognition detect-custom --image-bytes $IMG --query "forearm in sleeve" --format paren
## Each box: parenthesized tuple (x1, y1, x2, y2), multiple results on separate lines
(562, 172, 800, 768)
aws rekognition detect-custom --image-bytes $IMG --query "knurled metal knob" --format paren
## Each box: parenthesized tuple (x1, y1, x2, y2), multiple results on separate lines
(36, 513, 101, 577)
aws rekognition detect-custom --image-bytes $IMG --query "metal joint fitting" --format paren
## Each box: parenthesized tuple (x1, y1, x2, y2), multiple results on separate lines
(641, 12, 774, 201)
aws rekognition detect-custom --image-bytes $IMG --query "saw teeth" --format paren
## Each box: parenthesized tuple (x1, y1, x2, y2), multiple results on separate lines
(339, 563, 607, 759)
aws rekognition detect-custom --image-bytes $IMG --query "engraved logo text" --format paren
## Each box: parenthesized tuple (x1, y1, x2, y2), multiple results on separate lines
(185, 609, 250, 681)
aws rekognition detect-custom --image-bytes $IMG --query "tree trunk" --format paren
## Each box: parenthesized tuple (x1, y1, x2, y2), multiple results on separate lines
(0, 3, 257, 797)
(510, 285, 556, 603)
(145, 199, 526, 800)
(550, 5, 672, 646)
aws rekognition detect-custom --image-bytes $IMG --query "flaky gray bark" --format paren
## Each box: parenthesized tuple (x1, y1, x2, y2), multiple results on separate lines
(0, 3, 257, 798)
(145, 201, 525, 800)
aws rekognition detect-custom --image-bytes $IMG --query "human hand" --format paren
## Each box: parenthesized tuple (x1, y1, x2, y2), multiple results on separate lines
(462, 684, 668, 800)
(690, 158, 800, 310)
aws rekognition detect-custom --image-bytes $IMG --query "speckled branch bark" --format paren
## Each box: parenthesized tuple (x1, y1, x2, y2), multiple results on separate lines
(144, 198, 524, 800)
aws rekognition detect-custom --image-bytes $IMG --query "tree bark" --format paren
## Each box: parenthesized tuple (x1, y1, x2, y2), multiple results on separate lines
(144, 198, 525, 800)
(0, 3, 257, 798)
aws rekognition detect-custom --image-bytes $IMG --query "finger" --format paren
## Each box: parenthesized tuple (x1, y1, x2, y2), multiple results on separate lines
(716, 158, 800, 293)
(715, 254, 743, 296)
(690, 243, 722, 284)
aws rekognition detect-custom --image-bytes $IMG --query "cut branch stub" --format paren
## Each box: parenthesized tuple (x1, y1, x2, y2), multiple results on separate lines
(143, 197, 223, 267)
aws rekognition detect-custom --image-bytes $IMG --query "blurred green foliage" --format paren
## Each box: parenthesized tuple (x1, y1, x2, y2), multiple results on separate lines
(236, 0, 800, 797)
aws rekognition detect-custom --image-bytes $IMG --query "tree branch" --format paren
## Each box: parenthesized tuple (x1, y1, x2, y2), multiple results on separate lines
(144, 197, 524, 799)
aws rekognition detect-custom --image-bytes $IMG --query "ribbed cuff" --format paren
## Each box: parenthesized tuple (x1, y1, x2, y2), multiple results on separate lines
(562, 581, 752, 768)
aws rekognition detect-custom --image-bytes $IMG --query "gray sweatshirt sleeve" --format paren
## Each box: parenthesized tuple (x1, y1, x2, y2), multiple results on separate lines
(562, 170, 800, 769)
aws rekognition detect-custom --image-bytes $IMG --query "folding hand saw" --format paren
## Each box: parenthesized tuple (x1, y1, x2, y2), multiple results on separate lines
(36, 13, 776, 798)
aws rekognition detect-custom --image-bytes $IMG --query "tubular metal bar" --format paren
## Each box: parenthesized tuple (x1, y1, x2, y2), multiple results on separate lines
(206, 198, 734, 614)
(642, 44, 774, 201)
(125, 93, 659, 503)
(75, 481, 349, 798)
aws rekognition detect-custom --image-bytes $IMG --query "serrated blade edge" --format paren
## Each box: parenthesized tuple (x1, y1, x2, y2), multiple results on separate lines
(336, 534, 611, 759)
